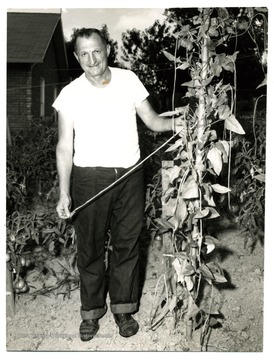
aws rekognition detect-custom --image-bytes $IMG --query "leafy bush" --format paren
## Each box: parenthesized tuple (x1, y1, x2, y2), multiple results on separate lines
(6, 116, 58, 215)
(6, 116, 75, 295)
(230, 109, 266, 249)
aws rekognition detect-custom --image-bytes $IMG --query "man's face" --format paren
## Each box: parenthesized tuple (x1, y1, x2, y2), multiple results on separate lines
(74, 34, 110, 79)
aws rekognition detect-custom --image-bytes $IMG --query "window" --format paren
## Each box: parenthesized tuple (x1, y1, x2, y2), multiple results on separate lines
(40, 77, 45, 118)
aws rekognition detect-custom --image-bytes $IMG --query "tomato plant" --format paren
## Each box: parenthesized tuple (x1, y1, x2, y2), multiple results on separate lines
(6, 115, 76, 297)
(6, 116, 58, 216)
(6, 208, 75, 296)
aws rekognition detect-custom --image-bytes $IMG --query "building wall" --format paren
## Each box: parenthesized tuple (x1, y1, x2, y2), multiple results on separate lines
(7, 36, 66, 136)
(31, 40, 62, 122)
(7, 63, 32, 134)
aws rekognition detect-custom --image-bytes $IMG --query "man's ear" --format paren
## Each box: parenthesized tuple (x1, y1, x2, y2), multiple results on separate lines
(74, 52, 79, 63)
(106, 45, 111, 57)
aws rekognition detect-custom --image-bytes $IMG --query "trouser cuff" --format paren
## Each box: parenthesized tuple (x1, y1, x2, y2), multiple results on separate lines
(111, 302, 138, 314)
(81, 305, 107, 320)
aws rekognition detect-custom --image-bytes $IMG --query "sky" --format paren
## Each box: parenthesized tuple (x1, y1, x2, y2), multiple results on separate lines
(6, 7, 167, 61)
(6, 7, 167, 42)
(61, 8, 166, 42)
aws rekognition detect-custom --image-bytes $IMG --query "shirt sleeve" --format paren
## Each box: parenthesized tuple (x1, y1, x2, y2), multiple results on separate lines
(129, 70, 149, 108)
(52, 86, 76, 125)
(52, 88, 65, 112)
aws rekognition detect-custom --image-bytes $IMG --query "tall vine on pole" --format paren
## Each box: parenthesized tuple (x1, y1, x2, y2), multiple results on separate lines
(149, 7, 250, 350)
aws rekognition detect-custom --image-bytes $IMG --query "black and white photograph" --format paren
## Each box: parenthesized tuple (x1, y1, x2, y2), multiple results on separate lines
(4, 0, 273, 355)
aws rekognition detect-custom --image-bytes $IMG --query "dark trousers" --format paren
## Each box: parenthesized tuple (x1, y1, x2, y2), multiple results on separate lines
(72, 162, 144, 320)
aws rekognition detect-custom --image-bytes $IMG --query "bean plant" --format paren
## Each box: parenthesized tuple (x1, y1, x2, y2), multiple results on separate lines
(148, 7, 266, 350)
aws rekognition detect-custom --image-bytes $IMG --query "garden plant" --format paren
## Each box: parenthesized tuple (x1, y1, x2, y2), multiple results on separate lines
(144, 7, 267, 350)
(6, 117, 77, 299)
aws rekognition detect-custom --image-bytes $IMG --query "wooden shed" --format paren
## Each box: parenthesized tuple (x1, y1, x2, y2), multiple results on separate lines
(7, 12, 70, 136)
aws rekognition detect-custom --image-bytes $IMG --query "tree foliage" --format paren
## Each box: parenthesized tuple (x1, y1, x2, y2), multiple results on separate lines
(121, 7, 267, 109)
(122, 20, 188, 112)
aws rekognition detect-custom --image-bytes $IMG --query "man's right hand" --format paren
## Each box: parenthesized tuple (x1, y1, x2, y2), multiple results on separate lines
(56, 194, 72, 219)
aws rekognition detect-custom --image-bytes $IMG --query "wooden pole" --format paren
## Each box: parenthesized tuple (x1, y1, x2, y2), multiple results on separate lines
(6, 263, 15, 317)
(161, 160, 175, 291)
(161, 160, 174, 254)
(195, 9, 210, 185)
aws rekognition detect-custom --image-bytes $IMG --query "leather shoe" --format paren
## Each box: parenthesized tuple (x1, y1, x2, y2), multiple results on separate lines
(79, 319, 99, 341)
(114, 313, 139, 337)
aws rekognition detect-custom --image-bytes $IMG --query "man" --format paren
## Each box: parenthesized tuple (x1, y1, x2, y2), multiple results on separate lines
(53, 28, 183, 341)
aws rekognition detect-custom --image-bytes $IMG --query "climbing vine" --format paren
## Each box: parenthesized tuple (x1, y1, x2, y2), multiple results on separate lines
(149, 7, 267, 350)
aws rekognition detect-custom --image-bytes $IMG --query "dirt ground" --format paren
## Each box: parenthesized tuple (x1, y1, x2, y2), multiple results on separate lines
(6, 218, 265, 353)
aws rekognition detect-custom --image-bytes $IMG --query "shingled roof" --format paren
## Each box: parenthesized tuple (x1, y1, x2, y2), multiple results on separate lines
(7, 12, 64, 63)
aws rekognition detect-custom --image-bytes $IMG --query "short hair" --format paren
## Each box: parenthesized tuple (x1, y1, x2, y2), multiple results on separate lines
(71, 28, 107, 51)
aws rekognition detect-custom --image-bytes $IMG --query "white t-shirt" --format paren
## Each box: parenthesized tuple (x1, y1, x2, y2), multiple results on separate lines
(52, 67, 149, 168)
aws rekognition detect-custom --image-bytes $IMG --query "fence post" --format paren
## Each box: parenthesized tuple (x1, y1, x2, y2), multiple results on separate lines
(7, 117, 12, 146)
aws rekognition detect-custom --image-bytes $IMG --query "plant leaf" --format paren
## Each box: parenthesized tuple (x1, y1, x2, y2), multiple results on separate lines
(48, 241, 55, 252)
(181, 79, 201, 87)
(215, 141, 228, 162)
(181, 179, 199, 199)
(208, 26, 218, 37)
(194, 208, 210, 219)
(213, 272, 227, 283)
(15, 238, 27, 245)
(219, 140, 230, 157)
(203, 194, 216, 207)
(163, 50, 180, 62)
(175, 197, 188, 227)
(165, 139, 184, 152)
(164, 197, 177, 218)
(177, 61, 190, 70)
(204, 235, 218, 253)
(205, 242, 215, 254)
(185, 299, 200, 320)
(207, 262, 227, 283)
(205, 235, 219, 243)
(150, 302, 170, 329)
(207, 147, 223, 175)
(185, 276, 194, 291)
(180, 38, 193, 51)
(169, 165, 182, 183)
(172, 258, 185, 283)
(155, 218, 174, 231)
(212, 62, 223, 77)
(197, 264, 214, 280)
(211, 184, 231, 193)
(254, 174, 265, 182)
(202, 75, 214, 86)
(218, 104, 230, 120)
(207, 207, 220, 219)
(225, 114, 245, 134)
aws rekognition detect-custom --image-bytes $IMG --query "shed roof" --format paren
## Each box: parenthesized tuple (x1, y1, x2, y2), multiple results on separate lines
(7, 12, 62, 63)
